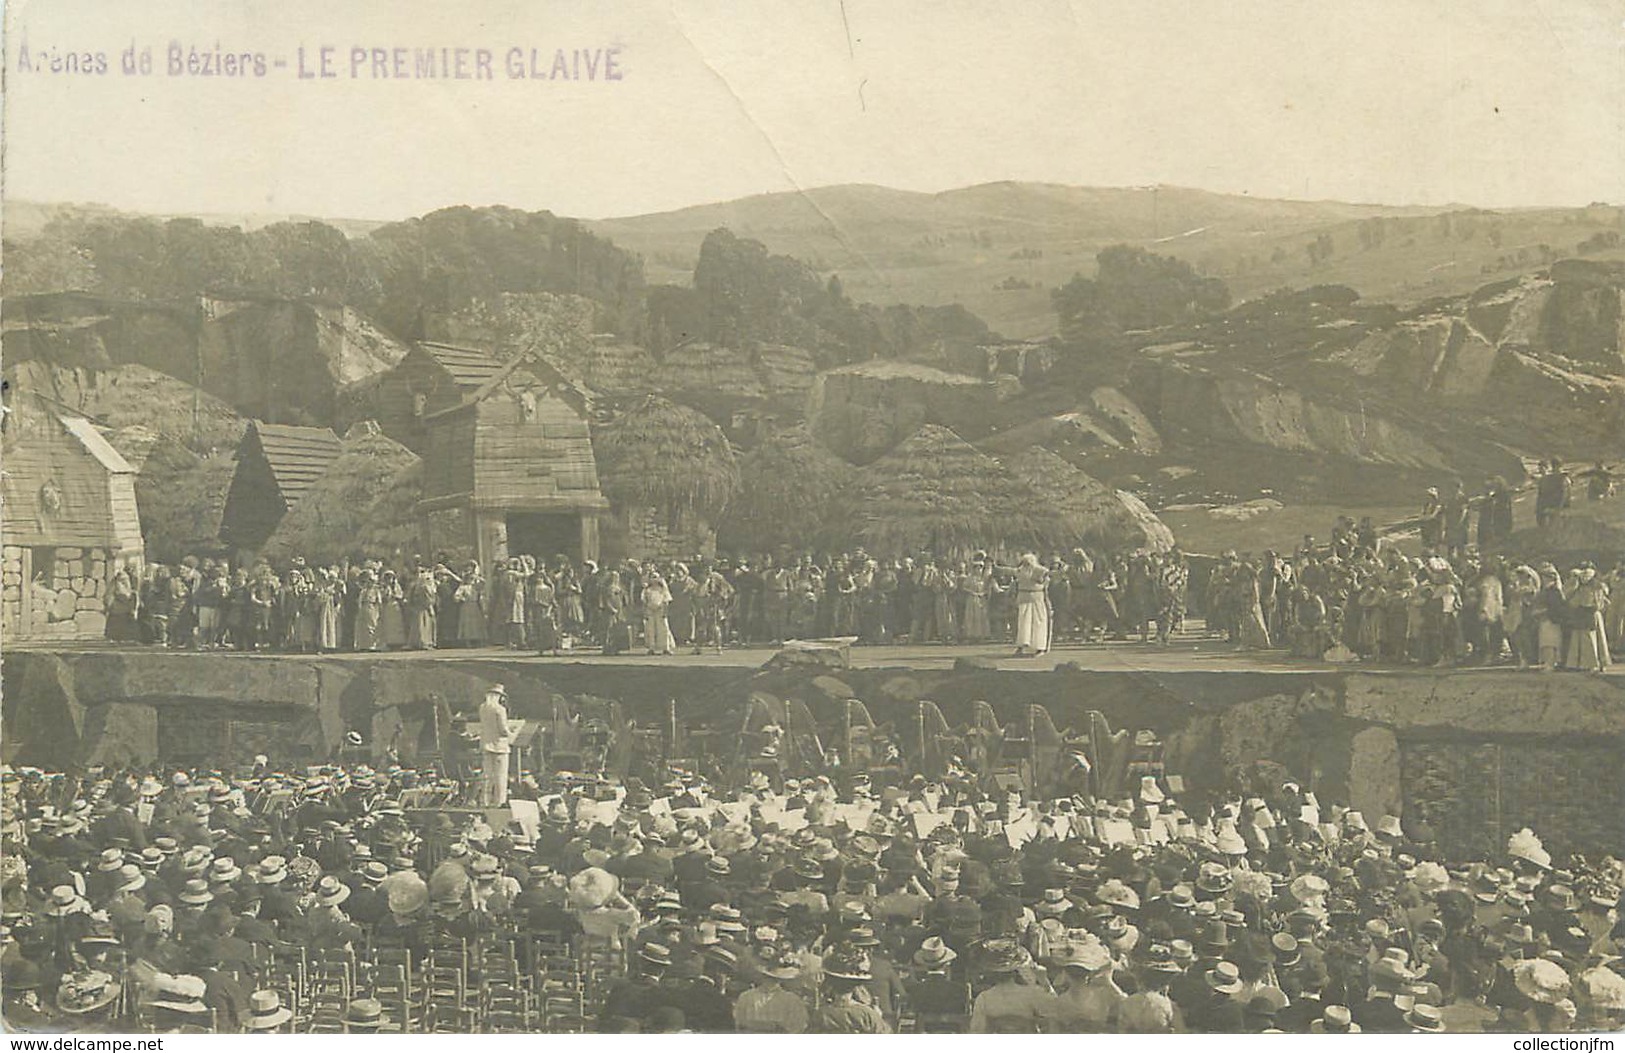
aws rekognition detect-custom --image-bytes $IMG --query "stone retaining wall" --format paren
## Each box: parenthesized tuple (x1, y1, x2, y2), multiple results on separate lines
(4, 651, 1621, 858)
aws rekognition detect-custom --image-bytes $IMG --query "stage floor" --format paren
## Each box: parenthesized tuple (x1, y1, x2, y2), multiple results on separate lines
(18, 628, 1621, 678)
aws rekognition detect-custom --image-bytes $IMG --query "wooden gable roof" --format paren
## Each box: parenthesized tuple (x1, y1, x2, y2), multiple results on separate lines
(247, 421, 343, 507)
(418, 342, 507, 388)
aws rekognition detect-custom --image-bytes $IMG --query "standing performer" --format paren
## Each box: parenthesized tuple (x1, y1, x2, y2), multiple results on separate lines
(1013, 553, 1051, 657)
(478, 683, 520, 806)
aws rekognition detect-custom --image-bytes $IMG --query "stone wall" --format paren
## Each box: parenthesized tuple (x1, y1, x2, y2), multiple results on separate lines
(604, 506, 716, 564)
(2, 544, 118, 641)
(4, 649, 1622, 859)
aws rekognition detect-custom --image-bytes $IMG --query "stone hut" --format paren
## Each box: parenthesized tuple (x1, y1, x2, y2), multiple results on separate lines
(1, 400, 144, 641)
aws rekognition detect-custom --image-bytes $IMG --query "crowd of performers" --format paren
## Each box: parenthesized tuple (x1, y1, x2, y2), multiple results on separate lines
(4, 700, 1623, 1034)
(100, 548, 1173, 657)
(96, 531, 1619, 672)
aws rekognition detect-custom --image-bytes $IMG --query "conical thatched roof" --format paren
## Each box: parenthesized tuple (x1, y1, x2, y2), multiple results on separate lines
(720, 424, 855, 551)
(1008, 446, 1174, 552)
(837, 425, 1071, 556)
(593, 395, 740, 520)
(259, 427, 422, 564)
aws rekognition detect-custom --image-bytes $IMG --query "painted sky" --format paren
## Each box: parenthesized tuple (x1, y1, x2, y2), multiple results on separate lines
(5, 0, 1622, 220)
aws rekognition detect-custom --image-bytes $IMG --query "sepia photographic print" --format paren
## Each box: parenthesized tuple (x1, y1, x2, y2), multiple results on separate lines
(1, 0, 1623, 1041)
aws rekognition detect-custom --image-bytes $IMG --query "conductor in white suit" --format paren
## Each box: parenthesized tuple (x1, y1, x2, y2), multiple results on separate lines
(478, 683, 520, 806)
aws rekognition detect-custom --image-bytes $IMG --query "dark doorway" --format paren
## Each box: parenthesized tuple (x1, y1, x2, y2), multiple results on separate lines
(507, 512, 580, 563)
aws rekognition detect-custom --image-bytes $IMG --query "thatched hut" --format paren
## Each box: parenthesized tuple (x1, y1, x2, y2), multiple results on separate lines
(1008, 446, 1175, 553)
(654, 342, 767, 403)
(259, 425, 423, 565)
(720, 424, 855, 552)
(593, 396, 740, 560)
(835, 425, 1071, 557)
(572, 339, 659, 398)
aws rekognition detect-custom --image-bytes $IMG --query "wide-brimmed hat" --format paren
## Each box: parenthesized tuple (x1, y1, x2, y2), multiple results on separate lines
(317, 876, 351, 907)
(46, 885, 85, 917)
(178, 879, 214, 906)
(1513, 959, 1571, 1004)
(1310, 1005, 1360, 1033)
(1205, 961, 1244, 994)
(845, 926, 881, 948)
(1507, 828, 1552, 870)
(245, 989, 293, 1030)
(1164, 884, 1196, 909)
(115, 864, 147, 894)
(705, 855, 731, 876)
(823, 946, 873, 981)
(1036, 888, 1074, 915)
(639, 942, 674, 968)
(1095, 879, 1140, 911)
(208, 857, 242, 884)
(1196, 862, 1232, 894)
(1052, 940, 1112, 973)
(57, 971, 119, 1014)
(1406, 1003, 1445, 1032)
(1370, 954, 1414, 989)
(344, 997, 388, 1029)
(1543, 885, 1578, 912)
(979, 938, 1033, 974)
(255, 856, 289, 884)
(1141, 944, 1184, 974)
(757, 946, 801, 980)
(912, 936, 957, 969)
(96, 848, 124, 873)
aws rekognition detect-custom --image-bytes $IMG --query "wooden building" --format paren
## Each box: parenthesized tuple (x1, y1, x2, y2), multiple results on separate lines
(219, 421, 344, 553)
(369, 341, 516, 454)
(1, 400, 145, 641)
(418, 347, 607, 565)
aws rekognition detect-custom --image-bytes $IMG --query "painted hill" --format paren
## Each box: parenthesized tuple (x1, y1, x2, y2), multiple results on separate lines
(593, 183, 1625, 338)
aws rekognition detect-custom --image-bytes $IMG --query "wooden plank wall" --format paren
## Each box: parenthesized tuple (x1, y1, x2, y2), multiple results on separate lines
(473, 389, 601, 509)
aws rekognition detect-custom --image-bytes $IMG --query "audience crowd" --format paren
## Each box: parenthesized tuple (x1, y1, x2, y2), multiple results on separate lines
(2, 735, 1622, 1034)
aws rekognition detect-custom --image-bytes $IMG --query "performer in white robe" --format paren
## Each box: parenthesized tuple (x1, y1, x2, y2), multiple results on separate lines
(1014, 553, 1052, 656)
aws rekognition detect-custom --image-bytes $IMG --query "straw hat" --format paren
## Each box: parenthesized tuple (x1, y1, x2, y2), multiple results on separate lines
(912, 936, 957, 969)
(1310, 1005, 1361, 1033)
(244, 990, 293, 1030)
(316, 876, 351, 907)
(1052, 940, 1112, 973)
(823, 946, 873, 981)
(639, 943, 674, 968)
(1406, 1003, 1445, 1032)
(255, 856, 289, 884)
(58, 972, 119, 1015)
(178, 879, 214, 907)
(1205, 961, 1244, 994)
(45, 885, 85, 917)
(757, 945, 801, 980)
(344, 997, 388, 1029)
(979, 938, 1033, 974)
(208, 857, 242, 884)
(1513, 959, 1572, 1005)
(1095, 879, 1141, 911)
